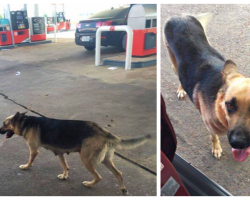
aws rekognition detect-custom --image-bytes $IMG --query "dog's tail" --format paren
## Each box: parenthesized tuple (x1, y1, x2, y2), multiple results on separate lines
(195, 13, 213, 33)
(113, 134, 151, 150)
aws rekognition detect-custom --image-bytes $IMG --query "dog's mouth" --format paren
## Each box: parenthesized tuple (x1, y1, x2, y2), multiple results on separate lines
(5, 130, 15, 139)
(232, 147, 250, 162)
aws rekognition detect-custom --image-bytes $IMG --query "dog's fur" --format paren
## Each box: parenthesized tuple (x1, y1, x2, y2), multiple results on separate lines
(0, 112, 151, 195)
(164, 14, 250, 159)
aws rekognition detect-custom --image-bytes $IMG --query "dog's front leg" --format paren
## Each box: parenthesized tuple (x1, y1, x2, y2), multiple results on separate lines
(57, 154, 69, 180)
(210, 133, 223, 159)
(19, 143, 39, 169)
(176, 84, 187, 99)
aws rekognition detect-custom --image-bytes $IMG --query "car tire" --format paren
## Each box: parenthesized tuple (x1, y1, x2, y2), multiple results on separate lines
(117, 33, 126, 52)
(84, 46, 95, 51)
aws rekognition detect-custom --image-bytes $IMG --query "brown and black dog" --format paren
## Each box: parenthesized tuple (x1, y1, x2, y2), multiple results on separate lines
(164, 14, 250, 162)
(0, 112, 151, 195)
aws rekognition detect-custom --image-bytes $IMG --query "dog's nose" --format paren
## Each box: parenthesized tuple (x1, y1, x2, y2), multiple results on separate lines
(230, 139, 247, 149)
(228, 128, 250, 149)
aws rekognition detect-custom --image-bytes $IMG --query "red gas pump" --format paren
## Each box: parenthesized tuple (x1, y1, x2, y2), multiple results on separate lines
(30, 17, 46, 42)
(127, 4, 157, 57)
(10, 11, 30, 44)
(46, 17, 55, 32)
(57, 12, 70, 31)
(46, 12, 70, 32)
(0, 19, 12, 46)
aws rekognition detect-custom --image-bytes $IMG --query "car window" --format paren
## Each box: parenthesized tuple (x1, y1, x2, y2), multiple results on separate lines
(115, 8, 130, 19)
(89, 7, 129, 19)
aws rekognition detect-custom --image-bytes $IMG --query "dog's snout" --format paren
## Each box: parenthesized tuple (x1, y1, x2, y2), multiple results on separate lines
(228, 128, 250, 149)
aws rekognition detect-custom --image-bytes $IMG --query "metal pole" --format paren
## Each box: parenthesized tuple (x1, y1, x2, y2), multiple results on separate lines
(53, 24, 57, 42)
(95, 25, 133, 70)
(28, 17, 32, 42)
(54, 4, 57, 33)
(45, 17, 48, 40)
(95, 29, 101, 66)
(5, 4, 15, 46)
(124, 26, 133, 70)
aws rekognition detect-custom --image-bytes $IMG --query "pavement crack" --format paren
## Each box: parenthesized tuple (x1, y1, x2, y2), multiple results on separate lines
(0, 92, 156, 176)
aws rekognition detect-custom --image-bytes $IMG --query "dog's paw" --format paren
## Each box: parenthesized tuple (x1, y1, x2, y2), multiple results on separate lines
(19, 164, 29, 170)
(57, 174, 68, 180)
(212, 145, 223, 159)
(121, 188, 129, 196)
(82, 181, 94, 188)
(177, 87, 187, 99)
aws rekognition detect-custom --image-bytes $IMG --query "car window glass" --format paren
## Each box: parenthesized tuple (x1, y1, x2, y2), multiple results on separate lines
(115, 8, 130, 19)
(89, 7, 129, 19)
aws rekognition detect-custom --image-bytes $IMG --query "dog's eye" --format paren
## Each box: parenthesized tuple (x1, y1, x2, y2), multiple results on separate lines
(226, 102, 236, 113)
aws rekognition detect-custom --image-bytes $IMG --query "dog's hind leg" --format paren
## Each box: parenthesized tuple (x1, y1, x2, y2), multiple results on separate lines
(210, 133, 223, 159)
(57, 154, 69, 180)
(102, 150, 129, 196)
(166, 44, 187, 99)
(19, 142, 39, 170)
(80, 146, 103, 188)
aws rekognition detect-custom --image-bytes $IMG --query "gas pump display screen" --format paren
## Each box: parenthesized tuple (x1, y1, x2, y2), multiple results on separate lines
(32, 17, 45, 35)
(11, 11, 29, 30)
(17, 15, 23, 20)
(57, 17, 64, 22)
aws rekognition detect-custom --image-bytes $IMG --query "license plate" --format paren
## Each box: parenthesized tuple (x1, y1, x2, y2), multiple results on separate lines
(81, 36, 90, 42)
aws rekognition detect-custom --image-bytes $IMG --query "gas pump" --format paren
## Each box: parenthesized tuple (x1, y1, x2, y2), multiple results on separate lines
(56, 12, 65, 31)
(0, 19, 12, 46)
(10, 10, 30, 44)
(46, 17, 55, 32)
(57, 12, 70, 31)
(47, 11, 70, 32)
(30, 17, 46, 42)
(127, 4, 157, 57)
(1, 4, 51, 48)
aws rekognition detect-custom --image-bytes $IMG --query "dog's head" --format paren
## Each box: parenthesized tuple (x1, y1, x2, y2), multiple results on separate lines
(0, 112, 26, 139)
(220, 60, 250, 161)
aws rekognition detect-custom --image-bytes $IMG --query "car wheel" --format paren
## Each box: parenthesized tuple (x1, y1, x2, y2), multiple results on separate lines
(84, 46, 95, 51)
(117, 33, 126, 52)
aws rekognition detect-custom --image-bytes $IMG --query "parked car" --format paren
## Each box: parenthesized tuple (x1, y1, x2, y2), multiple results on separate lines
(75, 6, 130, 51)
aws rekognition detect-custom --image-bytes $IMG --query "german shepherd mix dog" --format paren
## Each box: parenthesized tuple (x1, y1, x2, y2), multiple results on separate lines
(164, 14, 250, 162)
(0, 112, 150, 195)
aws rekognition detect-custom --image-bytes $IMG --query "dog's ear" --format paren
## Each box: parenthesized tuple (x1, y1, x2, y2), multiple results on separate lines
(11, 112, 20, 125)
(221, 60, 238, 83)
(21, 111, 27, 116)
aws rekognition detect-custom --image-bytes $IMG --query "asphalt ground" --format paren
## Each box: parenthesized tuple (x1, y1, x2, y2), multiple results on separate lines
(0, 36, 156, 196)
(161, 4, 250, 196)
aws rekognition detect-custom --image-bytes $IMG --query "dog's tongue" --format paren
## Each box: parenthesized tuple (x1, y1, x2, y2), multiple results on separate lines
(6, 131, 14, 139)
(232, 147, 250, 162)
